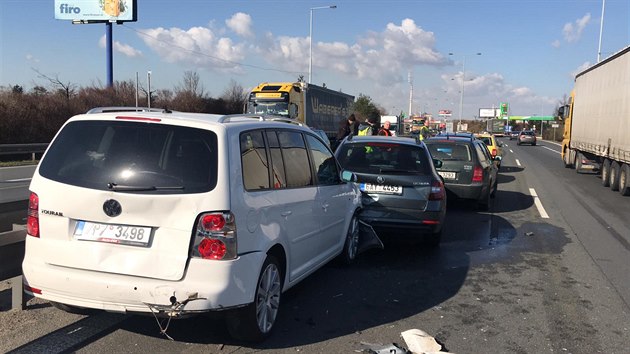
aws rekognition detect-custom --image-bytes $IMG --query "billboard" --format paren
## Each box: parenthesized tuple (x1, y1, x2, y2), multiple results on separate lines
(438, 109, 452, 117)
(479, 108, 500, 118)
(55, 0, 137, 22)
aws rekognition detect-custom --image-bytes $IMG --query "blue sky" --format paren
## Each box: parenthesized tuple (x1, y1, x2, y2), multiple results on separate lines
(1, 0, 629, 120)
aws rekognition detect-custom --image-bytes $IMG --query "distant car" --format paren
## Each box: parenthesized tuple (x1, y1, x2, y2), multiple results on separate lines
(509, 130, 520, 140)
(335, 135, 447, 246)
(518, 130, 537, 145)
(424, 135, 498, 210)
(475, 133, 503, 168)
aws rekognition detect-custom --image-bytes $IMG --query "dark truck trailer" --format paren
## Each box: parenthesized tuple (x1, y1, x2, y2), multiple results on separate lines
(246, 82, 355, 140)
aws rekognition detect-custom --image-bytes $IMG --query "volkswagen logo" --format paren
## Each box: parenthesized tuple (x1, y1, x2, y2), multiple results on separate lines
(103, 199, 122, 217)
(376, 176, 385, 184)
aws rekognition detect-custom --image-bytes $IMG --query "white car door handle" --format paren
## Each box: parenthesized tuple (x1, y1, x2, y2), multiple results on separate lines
(281, 211, 292, 217)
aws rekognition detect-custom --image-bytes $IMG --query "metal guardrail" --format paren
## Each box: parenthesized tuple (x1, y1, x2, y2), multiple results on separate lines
(0, 143, 48, 161)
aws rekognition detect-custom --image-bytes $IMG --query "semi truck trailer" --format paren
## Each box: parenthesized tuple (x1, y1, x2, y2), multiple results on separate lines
(245, 82, 355, 141)
(559, 45, 630, 196)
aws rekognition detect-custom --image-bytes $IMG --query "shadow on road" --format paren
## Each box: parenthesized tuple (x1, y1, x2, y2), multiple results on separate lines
(96, 201, 523, 349)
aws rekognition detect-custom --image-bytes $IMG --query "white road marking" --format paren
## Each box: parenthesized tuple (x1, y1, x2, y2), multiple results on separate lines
(542, 146, 561, 155)
(3, 178, 32, 182)
(509, 149, 514, 153)
(529, 188, 549, 219)
(515, 159, 521, 167)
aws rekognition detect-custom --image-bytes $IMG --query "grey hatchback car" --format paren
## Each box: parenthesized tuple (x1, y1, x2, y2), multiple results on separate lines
(517, 130, 537, 145)
(335, 135, 446, 246)
(424, 135, 498, 210)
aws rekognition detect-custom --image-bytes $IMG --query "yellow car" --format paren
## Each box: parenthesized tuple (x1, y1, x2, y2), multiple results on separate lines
(475, 133, 503, 168)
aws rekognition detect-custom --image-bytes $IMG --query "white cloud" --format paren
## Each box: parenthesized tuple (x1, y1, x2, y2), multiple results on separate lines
(571, 61, 591, 78)
(131, 14, 555, 118)
(511, 87, 534, 97)
(562, 13, 591, 43)
(551, 40, 560, 48)
(226, 12, 253, 38)
(99, 35, 142, 57)
(26, 54, 39, 63)
(138, 26, 246, 73)
(255, 18, 446, 85)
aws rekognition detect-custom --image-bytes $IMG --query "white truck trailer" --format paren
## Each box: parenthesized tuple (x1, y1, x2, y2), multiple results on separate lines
(560, 45, 630, 195)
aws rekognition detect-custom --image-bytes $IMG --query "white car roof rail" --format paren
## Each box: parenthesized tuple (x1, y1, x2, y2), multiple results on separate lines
(217, 114, 303, 126)
(86, 106, 172, 114)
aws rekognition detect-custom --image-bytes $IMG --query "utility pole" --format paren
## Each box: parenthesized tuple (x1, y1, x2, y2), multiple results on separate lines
(597, 0, 606, 62)
(408, 70, 413, 118)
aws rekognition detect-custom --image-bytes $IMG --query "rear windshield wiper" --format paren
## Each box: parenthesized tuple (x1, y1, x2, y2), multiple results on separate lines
(107, 183, 185, 191)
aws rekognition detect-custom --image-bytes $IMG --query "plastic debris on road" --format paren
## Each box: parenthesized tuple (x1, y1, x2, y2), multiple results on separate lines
(401, 328, 446, 353)
(358, 329, 454, 354)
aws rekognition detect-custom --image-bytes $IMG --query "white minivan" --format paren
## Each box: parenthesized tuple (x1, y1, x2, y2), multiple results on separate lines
(22, 109, 362, 341)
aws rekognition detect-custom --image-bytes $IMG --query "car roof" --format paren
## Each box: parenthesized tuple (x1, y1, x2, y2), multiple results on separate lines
(425, 133, 477, 143)
(343, 135, 425, 146)
(70, 109, 315, 134)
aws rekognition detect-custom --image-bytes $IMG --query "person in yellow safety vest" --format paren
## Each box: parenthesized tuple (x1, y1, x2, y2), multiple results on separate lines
(357, 116, 378, 136)
(357, 115, 378, 153)
(418, 124, 430, 140)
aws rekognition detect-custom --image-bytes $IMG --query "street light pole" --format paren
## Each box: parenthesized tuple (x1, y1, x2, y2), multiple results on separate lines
(449, 52, 481, 128)
(147, 70, 152, 108)
(309, 5, 336, 83)
(597, 0, 606, 62)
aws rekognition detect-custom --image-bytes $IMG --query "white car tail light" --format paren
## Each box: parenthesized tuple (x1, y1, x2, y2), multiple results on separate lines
(27, 192, 40, 238)
(191, 212, 237, 260)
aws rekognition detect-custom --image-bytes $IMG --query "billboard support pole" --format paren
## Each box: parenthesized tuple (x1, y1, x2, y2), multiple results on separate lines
(106, 22, 113, 88)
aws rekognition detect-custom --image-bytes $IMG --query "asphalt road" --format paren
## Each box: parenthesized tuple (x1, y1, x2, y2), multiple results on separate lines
(1, 140, 628, 353)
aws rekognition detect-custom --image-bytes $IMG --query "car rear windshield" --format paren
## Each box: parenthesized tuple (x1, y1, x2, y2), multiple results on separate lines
(425, 142, 473, 162)
(477, 137, 493, 146)
(336, 142, 431, 174)
(522, 131, 535, 136)
(39, 120, 218, 194)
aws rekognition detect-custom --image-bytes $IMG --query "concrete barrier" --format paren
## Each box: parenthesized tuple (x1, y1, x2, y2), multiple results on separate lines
(1, 226, 26, 310)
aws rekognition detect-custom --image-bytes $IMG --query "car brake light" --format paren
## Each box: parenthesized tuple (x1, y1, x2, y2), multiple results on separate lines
(429, 180, 445, 200)
(192, 212, 237, 260)
(472, 166, 484, 182)
(115, 116, 161, 122)
(27, 192, 40, 238)
(198, 238, 227, 260)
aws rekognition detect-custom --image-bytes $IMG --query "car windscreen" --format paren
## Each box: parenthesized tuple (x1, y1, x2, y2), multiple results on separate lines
(478, 137, 492, 146)
(426, 142, 472, 162)
(336, 142, 431, 174)
(39, 120, 218, 194)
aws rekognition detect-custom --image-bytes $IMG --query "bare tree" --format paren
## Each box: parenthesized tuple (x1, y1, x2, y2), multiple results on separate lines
(221, 79, 248, 114)
(32, 68, 76, 100)
(176, 70, 205, 97)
